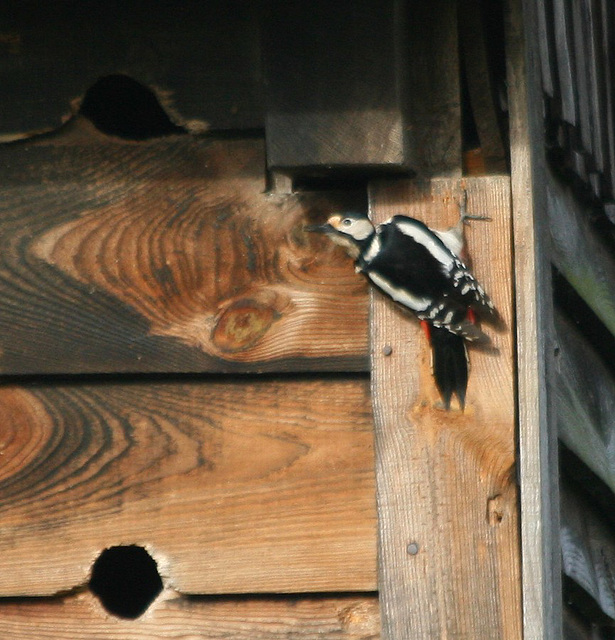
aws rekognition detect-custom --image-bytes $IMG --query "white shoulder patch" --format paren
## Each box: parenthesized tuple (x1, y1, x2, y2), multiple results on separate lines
(392, 219, 454, 269)
(433, 228, 463, 257)
(362, 235, 381, 263)
(368, 271, 430, 312)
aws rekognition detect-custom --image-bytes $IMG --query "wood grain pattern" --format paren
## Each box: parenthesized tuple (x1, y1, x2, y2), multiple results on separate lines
(369, 177, 521, 638)
(0, 377, 376, 596)
(0, 592, 381, 640)
(507, 0, 563, 635)
(0, 123, 368, 374)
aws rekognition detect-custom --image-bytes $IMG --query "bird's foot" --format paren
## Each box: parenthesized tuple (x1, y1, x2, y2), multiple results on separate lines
(457, 189, 491, 227)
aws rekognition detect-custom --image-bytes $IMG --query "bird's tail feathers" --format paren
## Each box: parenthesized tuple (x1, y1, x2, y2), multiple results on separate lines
(450, 319, 490, 344)
(429, 326, 469, 410)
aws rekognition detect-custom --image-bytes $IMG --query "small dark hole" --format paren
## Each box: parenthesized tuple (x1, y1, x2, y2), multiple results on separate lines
(79, 74, 185, 140)
(89, 545, 163, 619)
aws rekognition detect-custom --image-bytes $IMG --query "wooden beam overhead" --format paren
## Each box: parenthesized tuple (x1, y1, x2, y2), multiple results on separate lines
(263, 0, 412, 174)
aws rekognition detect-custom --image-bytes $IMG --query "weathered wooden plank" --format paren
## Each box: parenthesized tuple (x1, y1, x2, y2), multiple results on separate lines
(561, 482, 615, 623)
(585, 0, 607, 176)
(536, 0, 557, 97)
(555, 311, 615, 496)
(552, 0, 578, 124)
(369, 177, 521, 638)
(582, 0, 607, 178)
(263, 0, 411, 173)
(0, 376, 376, 596)
(548, 166, 615, 338)
(600, 0, 615, 200)
(0, 126, 368, 374)
(0, 1, 263, 138)
(459, 0, 508, 173)
(0, 592, 380, 640)
(507, 0, 563, 636)
(406, 0, 461, 177)
(570, 0, 593, 156)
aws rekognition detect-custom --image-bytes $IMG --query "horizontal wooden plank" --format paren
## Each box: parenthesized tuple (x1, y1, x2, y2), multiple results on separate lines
(0, 127, 368, 374)
(0, 376, 376, 596)
(561, 481, 615, 623)
(0, 592, 380, 640)
(548, 168, 615, 337)
(555, 312, 615, 495)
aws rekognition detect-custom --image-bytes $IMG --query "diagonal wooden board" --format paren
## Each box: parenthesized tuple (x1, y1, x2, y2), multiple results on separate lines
(369, 177, 521, 638)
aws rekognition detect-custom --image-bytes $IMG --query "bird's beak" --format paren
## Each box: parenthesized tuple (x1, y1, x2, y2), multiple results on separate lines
(304, 222, 332, 234)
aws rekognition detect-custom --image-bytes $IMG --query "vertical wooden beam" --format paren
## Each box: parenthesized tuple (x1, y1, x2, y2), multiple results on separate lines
(406, 0, 461, 178)
(506, 0, 562, 637)
(370, 178, 521, 638)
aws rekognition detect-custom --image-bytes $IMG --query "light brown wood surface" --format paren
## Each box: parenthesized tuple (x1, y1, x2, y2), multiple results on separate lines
(0, 122, 368, 374)
(0, 377, 376, 596)
(0, 592, 381, 640)
(369, 177, 521, 638)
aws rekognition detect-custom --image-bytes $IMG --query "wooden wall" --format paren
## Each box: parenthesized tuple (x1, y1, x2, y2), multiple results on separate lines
(0, 1, 525, 638)
(0, 117, 381, 637)
(513, 0, 615, 636)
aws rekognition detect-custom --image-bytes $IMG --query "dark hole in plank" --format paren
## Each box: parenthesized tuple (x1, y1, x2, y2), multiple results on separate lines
(79, 74, 186, 140)
(89, 545, 163, 618)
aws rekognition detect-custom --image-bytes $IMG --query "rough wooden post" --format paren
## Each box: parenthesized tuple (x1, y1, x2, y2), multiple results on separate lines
(370, 178, 521, 638)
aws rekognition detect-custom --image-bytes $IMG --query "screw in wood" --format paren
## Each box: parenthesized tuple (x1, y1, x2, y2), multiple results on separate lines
(406, 542, 419, 556)
(382, 344, 393, 356)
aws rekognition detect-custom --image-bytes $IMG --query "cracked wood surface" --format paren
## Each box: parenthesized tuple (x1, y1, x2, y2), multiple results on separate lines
(0, 121, 367, 374)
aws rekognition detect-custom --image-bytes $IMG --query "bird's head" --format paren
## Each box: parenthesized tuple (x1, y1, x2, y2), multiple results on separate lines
(306, 212, 374, 258)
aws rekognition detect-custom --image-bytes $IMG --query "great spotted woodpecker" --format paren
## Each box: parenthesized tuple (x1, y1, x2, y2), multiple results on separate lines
(308, 197, 501, 410)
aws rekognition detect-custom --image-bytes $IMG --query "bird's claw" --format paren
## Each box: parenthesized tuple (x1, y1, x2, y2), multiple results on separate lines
(457, 190, 491, 225)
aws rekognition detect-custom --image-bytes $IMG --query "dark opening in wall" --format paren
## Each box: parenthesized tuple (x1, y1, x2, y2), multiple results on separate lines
(79, 74, 185, 140)
(89, 545, 163, 619)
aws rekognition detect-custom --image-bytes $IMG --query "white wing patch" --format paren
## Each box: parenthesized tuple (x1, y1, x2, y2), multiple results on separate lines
(368, 271, 430, 312)
(392, 219, 454, 269)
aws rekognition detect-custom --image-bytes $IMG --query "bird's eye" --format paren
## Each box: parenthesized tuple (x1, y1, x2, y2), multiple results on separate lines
(342, 218, 353, 227)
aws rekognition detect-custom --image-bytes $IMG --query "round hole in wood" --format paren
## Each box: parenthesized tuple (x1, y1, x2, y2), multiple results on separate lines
(79, 74, 185, 140)
(89, 545, 163, 619)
